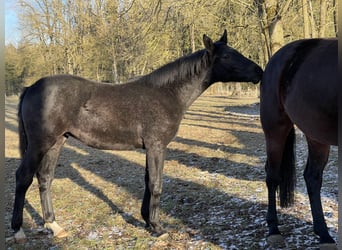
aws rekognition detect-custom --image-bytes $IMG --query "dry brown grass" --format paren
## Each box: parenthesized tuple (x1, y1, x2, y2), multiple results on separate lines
(5, 93, 337, 249)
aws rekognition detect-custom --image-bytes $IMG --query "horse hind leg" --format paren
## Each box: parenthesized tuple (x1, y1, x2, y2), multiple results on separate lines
(36, 137, 68, 238)
(304, 138, 336, 248)
(264, 124, 296, 247)
(12, 148, 45, 243)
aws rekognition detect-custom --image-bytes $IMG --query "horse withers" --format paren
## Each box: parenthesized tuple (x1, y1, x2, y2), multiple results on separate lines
(12, 30, 263, 242)
(260, 38, 337, 249)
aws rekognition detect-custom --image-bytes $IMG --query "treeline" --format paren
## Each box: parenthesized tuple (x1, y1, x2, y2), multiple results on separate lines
(5, 0, 337, 96)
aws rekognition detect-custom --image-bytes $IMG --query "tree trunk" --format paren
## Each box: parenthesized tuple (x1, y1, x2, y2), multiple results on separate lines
(319, 0, 327, 37)
(302, 0, 310, 38)
(308, 0, 318, 37)
(190, 23, 196, 53)
(111, 40, 119, 84)
(265, 0, 284, 54)
(255, 0, 285, 57)
(255, 0, 271, 60)
(333, 0, 337, 36)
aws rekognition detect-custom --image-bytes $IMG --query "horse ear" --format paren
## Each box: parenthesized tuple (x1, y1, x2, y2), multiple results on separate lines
(219, 29, 228, 44)
(203, 34, 214, 54)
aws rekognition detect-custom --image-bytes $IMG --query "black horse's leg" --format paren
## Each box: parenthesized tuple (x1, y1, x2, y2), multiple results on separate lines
(265, 143, 284, 241)
(141, 156, 151, 226)
(36, 137, 67, 238)
(263, 123, 294, 245)
(11, 148, 45, 242)
(304, 138, 335, 246)
(141, 146, 165, 234)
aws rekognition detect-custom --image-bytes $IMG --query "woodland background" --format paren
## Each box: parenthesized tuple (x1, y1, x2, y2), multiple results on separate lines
(5, 0, 338, 96)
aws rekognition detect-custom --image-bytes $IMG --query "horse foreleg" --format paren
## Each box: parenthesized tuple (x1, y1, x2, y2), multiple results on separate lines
(12, 150, 42, 243)
(141, 147, 165, 235)
(36, 137, 68, 238)
(304, 139, 336, 247)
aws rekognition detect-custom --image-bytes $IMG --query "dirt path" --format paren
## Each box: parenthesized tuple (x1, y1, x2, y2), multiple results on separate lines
(5, 94, 338, 249)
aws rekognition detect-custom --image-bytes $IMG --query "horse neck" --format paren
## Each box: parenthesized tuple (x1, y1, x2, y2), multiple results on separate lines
(175, 73, 211, 110)
(143, 50, 212, 111)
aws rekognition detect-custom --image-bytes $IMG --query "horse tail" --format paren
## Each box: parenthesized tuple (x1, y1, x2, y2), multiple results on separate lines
(18, 88, 28, 158)
(279, 126, 296, 208)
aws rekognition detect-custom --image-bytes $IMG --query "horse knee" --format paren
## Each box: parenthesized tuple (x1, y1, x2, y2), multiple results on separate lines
(38, 181, 49, 193)
(149, 182, 162, 197)
(15, 154, 42, 190)
(37, 174, 53, 192)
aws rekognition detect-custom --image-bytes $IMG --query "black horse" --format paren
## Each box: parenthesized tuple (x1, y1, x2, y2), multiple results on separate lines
(12, 30, 263, 242)
(260, 38, 337, 249)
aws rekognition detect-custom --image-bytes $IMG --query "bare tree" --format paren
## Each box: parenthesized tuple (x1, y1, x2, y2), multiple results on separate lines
(255, 0, 292, 57)
(10, 0, 337, 94)
(308, 0, 318, 37)
(302, 0, 310, 37)
(319, 0, 327, 37)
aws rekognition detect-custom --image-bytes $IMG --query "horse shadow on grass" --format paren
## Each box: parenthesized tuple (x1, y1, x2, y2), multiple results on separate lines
(56, 141, 338, 247)
(183, 110, 260, 131)
(180, 106, 338, 204)
(5, 138, 335, 249)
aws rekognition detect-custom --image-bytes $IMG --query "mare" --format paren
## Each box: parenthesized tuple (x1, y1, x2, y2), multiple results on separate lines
(260, 38, 338, 249)
(11, 30, 263, 242)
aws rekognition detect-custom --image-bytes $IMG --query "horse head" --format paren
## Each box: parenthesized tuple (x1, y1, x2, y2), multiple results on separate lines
(204, 30, 263, 84)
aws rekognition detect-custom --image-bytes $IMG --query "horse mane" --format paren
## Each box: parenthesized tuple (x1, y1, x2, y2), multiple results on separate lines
(137, 49, 210, 87)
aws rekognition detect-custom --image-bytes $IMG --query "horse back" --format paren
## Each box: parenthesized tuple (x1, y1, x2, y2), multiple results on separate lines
(20, 75, 183, 150)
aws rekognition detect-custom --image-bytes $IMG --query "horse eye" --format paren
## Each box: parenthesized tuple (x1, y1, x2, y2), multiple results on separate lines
(222, 54, 231, 60)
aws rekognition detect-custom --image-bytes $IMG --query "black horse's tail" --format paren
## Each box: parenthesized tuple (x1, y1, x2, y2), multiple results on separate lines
(18, 88, 28, 158)
(279, 126, 296, 207)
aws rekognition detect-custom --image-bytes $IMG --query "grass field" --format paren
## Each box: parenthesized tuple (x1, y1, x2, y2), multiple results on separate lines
(5, 94, 338, 249)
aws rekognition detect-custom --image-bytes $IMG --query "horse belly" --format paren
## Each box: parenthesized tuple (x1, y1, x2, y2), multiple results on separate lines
(70, 115, 144, 150)
(70, 128, 143, 150)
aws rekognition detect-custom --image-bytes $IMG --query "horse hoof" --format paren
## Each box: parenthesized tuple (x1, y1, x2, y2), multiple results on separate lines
(44, 221, 68, 238)
(157, 232, 169, 240)
(319, 243, 337, 250)
(14, 227, 27, 243)
(148, 223, 166, 236)
(55, 229, 69, 238)
(266, 234, 285, 247)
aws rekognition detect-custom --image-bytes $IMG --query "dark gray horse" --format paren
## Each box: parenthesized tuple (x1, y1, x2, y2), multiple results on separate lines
(260, 38, 337, 249)
(12, 30, 263, 242)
